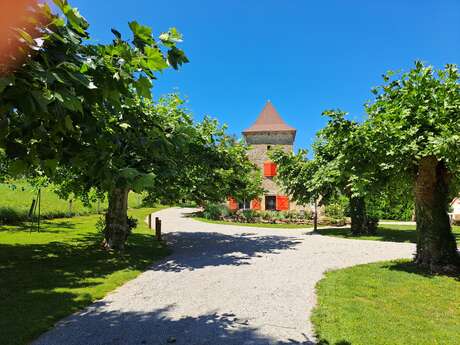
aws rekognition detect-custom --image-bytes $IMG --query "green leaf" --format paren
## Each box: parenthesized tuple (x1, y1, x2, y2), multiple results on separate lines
(132, 173, 156, 193)
(44, 159, 58, 174)
(8, 160, 28, 176)
(144, 46, 168, 71)
(129, 21, 154, 47)
(111, 28, 122, 40)
(64, 115, 74, 131)
(135, 76, 152, 99)
(0, 76, 14, 93)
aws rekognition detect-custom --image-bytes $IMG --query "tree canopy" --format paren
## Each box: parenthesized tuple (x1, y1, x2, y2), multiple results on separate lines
(364, 62, 460, 272)
(0, 0, 261, 250)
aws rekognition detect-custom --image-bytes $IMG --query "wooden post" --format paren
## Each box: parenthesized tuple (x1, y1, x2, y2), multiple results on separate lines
(155, 217, 162, 241)
(313, 199, 318, 232)
(148, 214, 152, 229)
(37, 188, 41, 232)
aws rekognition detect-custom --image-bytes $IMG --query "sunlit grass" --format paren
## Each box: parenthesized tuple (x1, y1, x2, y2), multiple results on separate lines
(0, 180, 145, 224)
(312, 260, 460, 345)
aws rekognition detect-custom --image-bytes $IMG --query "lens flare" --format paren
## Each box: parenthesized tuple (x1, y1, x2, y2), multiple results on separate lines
(0, 0, 47, 74)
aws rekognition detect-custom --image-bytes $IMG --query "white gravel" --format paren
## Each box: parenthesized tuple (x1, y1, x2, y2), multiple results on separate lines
(34, 207, 415, 345)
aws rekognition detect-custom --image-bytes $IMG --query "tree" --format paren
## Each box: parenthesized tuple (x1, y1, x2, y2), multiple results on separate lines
(365, 62, 460, 272)
(271, 110, 376, 234)
(143, 113, 264, 207)
(0, 1, 189, 250)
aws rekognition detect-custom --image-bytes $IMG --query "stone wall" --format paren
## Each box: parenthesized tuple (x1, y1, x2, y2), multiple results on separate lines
(244, 131, 308, 211)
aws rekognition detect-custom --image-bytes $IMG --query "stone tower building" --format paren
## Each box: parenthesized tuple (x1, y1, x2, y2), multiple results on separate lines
(229, 100, 299, 211)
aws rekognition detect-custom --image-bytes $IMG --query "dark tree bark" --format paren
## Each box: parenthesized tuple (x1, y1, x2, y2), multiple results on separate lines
(349, 196, 367, 235)
(103, 187, 130, 251)
(415, 156, 459, 273)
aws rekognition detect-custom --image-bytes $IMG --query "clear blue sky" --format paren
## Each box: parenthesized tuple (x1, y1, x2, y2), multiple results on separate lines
(70, 0, 460, 152)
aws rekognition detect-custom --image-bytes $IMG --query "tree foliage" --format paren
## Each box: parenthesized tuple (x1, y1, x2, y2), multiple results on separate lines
(271, 110, 377, 234)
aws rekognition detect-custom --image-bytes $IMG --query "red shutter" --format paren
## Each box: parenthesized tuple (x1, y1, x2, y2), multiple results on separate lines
(276, 195, 289, 211)
(251, 198, 261, 210)
(228, 197, 238, 210)
(264, 162, 277, 177)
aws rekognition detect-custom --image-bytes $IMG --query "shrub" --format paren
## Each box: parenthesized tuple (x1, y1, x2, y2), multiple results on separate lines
(325, 203, 346, 219)
(235, 209, 258, 223)
(201, 203, 229, 220)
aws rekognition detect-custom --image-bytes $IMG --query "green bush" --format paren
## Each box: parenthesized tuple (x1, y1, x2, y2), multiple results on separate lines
(201, 203, 229, 220)
(325, 203, 346, 219)
(235, 209, 258, 223)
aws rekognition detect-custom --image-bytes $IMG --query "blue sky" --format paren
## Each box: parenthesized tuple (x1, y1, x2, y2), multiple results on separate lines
(70, 0, 460, 152)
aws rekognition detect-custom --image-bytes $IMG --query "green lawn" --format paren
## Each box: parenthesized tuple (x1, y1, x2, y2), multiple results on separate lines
(317, 224, 460, 244)
(0, 180, 145, 224)
(0, 207, 168, 345)
(194, 216, 313, 228)
(312, 260, 460, 345)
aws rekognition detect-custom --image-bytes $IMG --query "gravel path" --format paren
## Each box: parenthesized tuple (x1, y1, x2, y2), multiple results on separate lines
(34, 207, 415, 345)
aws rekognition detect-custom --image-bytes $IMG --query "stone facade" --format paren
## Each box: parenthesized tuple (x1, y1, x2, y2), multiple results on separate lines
(245, 134, 300, 210)
(230, 101, 305, 211)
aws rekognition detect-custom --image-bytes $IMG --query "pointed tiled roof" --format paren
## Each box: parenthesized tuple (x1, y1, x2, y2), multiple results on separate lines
(243, 101, 296, 134)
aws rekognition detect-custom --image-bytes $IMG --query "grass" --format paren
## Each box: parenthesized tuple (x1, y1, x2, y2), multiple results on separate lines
(0, 206, 168, 345)
(317, 224, 460, 244)
(312, 260, 460, 345)
(0, 180, 145, 224)
(194, 216, 314, 228)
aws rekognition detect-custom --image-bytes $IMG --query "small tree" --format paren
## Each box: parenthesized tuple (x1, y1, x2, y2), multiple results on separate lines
(271, 110, 376, 234)
(365, 62, 460, 272)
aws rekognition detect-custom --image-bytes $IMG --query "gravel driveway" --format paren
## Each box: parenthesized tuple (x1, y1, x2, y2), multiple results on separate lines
(34, 207, 415, 345)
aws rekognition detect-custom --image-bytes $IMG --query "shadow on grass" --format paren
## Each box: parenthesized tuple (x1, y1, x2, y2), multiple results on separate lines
(316, 227, 417, 243)
(34, 303, 317, 345)
(317, 340, 352, 345)
(318, 226, 460, 246)
(154, 231, 304, 272)
(0, 231, 169, 345)
(384, 260, 460, 280)
(0, 220, 77, 233)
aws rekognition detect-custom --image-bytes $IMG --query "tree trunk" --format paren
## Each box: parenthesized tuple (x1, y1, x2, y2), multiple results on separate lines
(103, 187, 130, 251)
(414, 156, 459, 273)
(349, 196, 367, 235)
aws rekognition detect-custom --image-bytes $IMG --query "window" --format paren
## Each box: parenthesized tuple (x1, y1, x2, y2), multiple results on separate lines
(238, 199, 251, 210)
(265, 195, 276, 210)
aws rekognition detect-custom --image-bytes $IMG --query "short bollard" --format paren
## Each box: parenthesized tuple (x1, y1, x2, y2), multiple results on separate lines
(155, 217, 162, 241)
(148, 214, 152, 229)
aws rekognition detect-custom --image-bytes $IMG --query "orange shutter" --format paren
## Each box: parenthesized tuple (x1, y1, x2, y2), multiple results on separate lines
(263, 162, 271, 177)
(228, 197, 238, 210)
(264, 162, 277, 177)
(276, 195, 289, 210)
(251, 198, 261, 210)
